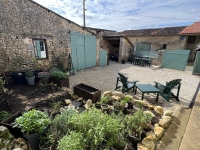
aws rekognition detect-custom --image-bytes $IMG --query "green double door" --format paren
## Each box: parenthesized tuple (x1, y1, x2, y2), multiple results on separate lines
(70, 32, 96, 71)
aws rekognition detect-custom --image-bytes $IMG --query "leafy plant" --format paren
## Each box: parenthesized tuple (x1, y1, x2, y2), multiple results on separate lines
(124, 109, 152, 137)
(32, 59, 41, 71)
(39, 129, 54, 148)
(113, 101, 121, 110)
(13, 109, 51, 134)
(0, 111, 11, 122)
(49, 67, 60, 73)
(25, 70, 34, 78)
(57, 131, 86, 150)
(9, 54, 25, 73)
(51, 108, 76, 140)
(100, 95, 112, 104)
(51, 71, 69, 80)
(122, 96, 131, 103)
(51, 101, 62, 116)
(51, 52, 67, 72)
(67, 107, 125, 149)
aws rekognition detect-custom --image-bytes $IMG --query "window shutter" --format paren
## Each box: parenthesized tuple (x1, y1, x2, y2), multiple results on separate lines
(36, 41, 41, 58)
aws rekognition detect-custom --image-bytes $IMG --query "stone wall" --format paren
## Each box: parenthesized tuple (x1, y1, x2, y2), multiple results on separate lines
(185, 36, 200, 61)
(0, 0, 94, 72)
(122, 37, 132, 62)
(128, 35, 186, 51)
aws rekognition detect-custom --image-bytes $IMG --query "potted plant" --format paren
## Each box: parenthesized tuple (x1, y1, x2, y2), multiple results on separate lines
(121, 96, 133, 108)
(100, 96, 109, 112)
(9, 54, 26, 85)
(50, 70, 69, 88)
(124, 109, 152, 144)
(39, 129, 54, 150)
(113, 101, 121, 114)
(121, 56, 126, 64)
(25, 70, 35, 85)
(13, 109, 51, 150)
(38, 71, 51, 84)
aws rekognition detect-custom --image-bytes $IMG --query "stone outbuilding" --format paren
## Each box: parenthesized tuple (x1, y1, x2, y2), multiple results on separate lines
(0, 0, 101, 73)
(101, 26, 188, 65)
(101, 23, 200, 65)
(180, 22, 200, 61)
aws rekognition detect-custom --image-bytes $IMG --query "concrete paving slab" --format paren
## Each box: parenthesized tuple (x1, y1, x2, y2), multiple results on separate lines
(156, 106, 191, 150)
(179, 92, 200, 150)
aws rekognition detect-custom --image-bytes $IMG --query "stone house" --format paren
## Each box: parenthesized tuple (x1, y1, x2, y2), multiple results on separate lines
(0, 0, 100, 73)
(179, 22, 200, 61)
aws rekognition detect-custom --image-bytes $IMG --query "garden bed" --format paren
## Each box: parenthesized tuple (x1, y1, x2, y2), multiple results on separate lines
(2, 84, 174, 150)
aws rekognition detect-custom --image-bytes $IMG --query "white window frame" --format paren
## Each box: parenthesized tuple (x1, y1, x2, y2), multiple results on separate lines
(33, 39, 47, 59)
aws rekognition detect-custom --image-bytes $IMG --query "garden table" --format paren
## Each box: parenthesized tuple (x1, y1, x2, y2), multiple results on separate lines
(135, 57, 151, 66)
(135, 84, 160, 102)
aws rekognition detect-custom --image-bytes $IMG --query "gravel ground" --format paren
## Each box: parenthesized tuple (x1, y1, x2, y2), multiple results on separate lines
(69, 61, 200, 109)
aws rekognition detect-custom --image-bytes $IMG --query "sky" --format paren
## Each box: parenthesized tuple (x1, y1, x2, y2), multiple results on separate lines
(32, 0, 200, 32)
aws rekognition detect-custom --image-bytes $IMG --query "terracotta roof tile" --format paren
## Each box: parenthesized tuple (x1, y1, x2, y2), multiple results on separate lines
(179, 22, 200, 35)
(121, 26, 186, 36)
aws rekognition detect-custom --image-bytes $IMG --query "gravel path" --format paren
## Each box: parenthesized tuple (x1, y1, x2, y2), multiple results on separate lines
(69, 61, 200, 108)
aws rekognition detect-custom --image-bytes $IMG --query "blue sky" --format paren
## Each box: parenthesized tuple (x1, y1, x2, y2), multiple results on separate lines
(32, 0, 200, 31)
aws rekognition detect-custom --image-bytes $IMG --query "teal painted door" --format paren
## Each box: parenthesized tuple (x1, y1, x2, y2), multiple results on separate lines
(193, 51, 200, 75)
(99, 50, 107, 66)
(77, 46, 85, 70)
(85, 35, 96, 68)
(161, 50, 190, 71)
(70, 32, 96, 71)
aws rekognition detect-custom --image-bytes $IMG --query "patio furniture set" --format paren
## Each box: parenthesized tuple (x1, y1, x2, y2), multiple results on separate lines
(115, 73, 182, 102)
(130, 57, 154, 67)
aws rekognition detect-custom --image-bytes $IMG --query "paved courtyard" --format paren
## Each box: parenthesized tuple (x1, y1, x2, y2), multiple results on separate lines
(69, 61, 200, 108)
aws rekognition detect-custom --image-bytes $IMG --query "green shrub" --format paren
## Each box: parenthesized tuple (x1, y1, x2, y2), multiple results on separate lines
(57, 131, 86, 150)
(51, 108, 76, 140)
(0, 111, 11, 122)
(39, 129, 54, 148)
(51, 71, 69, 80)
(25, 70, 34, 78)
(100, 95, 112, 104)
(49, 67, 60, 73)
(121, 96, 131, 103)
(13, 109, 51, 134)
(124, 109, 152, 136)
(67, 107, 125, 149)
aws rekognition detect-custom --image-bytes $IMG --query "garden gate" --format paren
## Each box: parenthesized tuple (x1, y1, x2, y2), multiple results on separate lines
(70, 32, 96, 71)
(161, 50, 190, 71)
(193, 51, 200, 75)
(99, 50, 107, 67)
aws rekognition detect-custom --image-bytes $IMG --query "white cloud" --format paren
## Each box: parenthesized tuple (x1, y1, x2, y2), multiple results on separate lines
(33, 0, 200, 31)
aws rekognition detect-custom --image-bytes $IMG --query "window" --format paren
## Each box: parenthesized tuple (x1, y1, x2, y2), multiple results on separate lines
(136, 43, 151, 51)
(187, 36, 196, 43)
(162, 44, 167, 49)
(33, 39, 47, 59)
